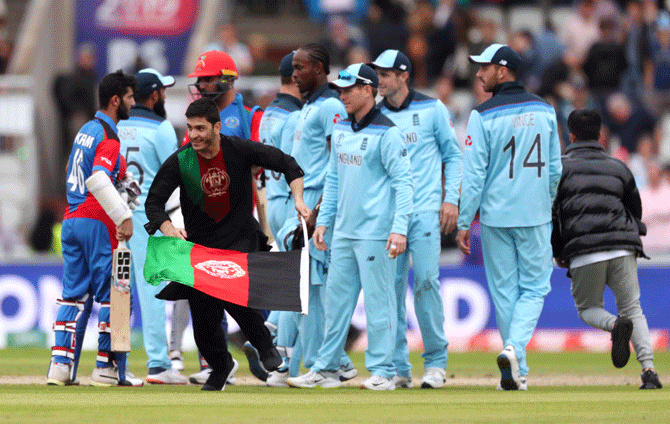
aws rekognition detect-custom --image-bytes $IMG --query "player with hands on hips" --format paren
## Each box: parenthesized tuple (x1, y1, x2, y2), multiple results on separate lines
(288, 63, 413, 391)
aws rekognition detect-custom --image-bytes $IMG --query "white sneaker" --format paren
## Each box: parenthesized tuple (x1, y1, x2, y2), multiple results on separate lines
(91, 366, 119, 387)
(286, 371, 341, 389)
(266, 369, 290, 387)
(119, 369, 144, 387)
(47, 361, 72, 386)
(497, 377, 528, 391)
(392, 375, 414, 388)
(169, 351, 184, 371)
(146, 368, 188, 385)
(337, 363, 358, 381)
(421, 368, 446, 389)
(497, 345, 521, 391)
(190, 367, 235, 385)
(360, 375, 395, 390)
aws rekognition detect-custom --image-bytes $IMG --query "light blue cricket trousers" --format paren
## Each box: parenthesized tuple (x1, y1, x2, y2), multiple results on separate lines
(129, 212, 172, 371)
(394, 211, 448, 377)
(480, 223, 552, 377)
(313, 237, 397, 379)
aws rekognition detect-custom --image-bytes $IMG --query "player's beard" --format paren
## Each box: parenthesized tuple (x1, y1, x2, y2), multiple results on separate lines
(153, 98, 167, 119)
(118, 101, 130, 121)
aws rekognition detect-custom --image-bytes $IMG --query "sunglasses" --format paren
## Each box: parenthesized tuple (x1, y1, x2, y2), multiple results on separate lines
(338, 70, 373, 85)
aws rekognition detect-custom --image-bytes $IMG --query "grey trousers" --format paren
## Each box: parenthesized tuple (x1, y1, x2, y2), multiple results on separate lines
(169, 299, 190, 352)
(570, 254, 654, 369)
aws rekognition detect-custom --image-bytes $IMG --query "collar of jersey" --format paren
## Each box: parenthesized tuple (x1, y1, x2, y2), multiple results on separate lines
(304, 83, 330, 104)
(275, 93, 303, 110)
(350, 106, 381, 132)
(129, 104, 164, 122)
(382, 89, 415, 112)
(564, 140, 603, 156)
(491, 81, 524, 96)
(95, 110, 117, 133)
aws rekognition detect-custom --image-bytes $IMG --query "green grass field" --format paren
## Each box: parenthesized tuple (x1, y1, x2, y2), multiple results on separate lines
(1, 348, 669, 423)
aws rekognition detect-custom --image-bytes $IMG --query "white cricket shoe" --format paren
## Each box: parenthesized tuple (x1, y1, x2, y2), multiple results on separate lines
(47, 361, 72, 386)
(286, 371, 341, 389)
(146, 368, 188, 385)
(497, 345, 521, 391)
(169, 351, 184, 371)
(91, 366, 119, 387)
(392, 375, 414, 388)
(119, 369, 144, 387)
(190, 367, 235, 385)
(496, 376, 528, 391)
(337, 363, 358, 381)
(266, 369, 290, 387)
(360, 375, 395, 391)
(421, 368, 446, 389)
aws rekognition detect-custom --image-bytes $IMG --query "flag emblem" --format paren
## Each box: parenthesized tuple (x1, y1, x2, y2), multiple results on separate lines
(195, 260, 246, 279)
(201, 168, 230, 197)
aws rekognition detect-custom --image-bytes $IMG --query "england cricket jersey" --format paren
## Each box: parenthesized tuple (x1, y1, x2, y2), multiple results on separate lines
(379, 90, 462, 210)
(291, 84, 346, 192)
(118, 105, 179, 212)
(458, 81, 562, 230)
(259, 93, 302, 201)
(317, 107, 414, 239)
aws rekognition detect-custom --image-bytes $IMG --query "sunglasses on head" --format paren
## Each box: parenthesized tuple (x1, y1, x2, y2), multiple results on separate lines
(338, 70, 373, 85)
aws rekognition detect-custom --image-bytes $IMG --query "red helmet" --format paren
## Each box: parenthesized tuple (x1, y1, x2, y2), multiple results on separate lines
(188, 50, 238, 79)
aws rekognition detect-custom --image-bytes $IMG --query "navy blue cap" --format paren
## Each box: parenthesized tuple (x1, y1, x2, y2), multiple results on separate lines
(469, 44, 522, 72)
(279, 51, 295, 77)
(368, 49, 412, 74)
(329, 63, 379, 89)
(134, 68, 175, 97)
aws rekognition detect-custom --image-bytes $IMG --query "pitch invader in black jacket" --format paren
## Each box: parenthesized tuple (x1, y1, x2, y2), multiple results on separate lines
(551, 109, 662, 390)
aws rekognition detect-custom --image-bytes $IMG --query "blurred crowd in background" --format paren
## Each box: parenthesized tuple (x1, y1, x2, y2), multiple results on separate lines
(2, 0, 670, 257)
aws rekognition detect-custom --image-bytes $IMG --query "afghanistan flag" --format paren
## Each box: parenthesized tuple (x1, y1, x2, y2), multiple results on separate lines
(144, 233, 309, 313)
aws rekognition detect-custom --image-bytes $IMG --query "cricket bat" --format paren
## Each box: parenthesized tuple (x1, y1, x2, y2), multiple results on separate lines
(110, 240, 131, 352)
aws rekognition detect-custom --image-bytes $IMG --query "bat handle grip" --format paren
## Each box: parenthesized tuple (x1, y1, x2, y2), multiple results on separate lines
(118, 240, 127, 249)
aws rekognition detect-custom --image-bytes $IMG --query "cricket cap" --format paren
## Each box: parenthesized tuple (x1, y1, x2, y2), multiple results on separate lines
(329, 63, 379, 89)
(134, 68, 175, 97)
(469, 44, 522, 73)
(279, 51, 295, 77)
(368, 49, 412, 74)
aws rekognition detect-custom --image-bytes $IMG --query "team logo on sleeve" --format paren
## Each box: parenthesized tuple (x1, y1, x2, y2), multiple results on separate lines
(195, 260, 246, 279)
(401, 149, 408, 157)
(333, 114, 341, 124)
(225, 117, 240, 129)
(201, 168, 230, 196)
(464, 135, 473, 146)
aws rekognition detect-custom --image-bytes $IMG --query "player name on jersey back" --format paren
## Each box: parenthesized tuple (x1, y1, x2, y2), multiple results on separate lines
(74, 132, 95, 149)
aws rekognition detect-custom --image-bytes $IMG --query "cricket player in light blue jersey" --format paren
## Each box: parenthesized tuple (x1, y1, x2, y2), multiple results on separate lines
(372, 50, 462, 389)
(257, 52, 305, 387)
(287, 63, 414, 391)
(286, 44, 356, 382)
(456, 45, 562, 391)
(117, 69, 188, 385)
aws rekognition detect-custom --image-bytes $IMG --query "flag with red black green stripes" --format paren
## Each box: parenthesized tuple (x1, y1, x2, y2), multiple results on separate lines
(143, 235, 309, 313)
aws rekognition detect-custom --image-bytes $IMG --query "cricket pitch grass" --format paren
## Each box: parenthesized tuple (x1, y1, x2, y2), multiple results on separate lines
(1, 348, 668, 423)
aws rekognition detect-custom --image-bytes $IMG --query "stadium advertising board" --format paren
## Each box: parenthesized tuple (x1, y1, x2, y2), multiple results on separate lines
(1, 263, 668, 351)
(75, 0, 199, 77)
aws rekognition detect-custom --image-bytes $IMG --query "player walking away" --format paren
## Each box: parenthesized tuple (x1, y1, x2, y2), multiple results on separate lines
(371, 49, 462, 389)
(174, 50, 265, 384)
(287, 43, 357, 381)
(117, 69, 188, 385)
(144, 98, 310, 391)
(287, 64, 414, 391)
(552, 109, 663, 390)
(456, 44, 562, 391)
(47, 70, 143, 387)
(255, 51, 305, 387)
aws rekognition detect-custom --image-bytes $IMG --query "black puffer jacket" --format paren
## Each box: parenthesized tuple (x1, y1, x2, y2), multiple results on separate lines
(551, 141, 647, 261)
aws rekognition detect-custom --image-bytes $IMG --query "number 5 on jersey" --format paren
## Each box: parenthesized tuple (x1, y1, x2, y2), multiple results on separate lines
(110, 241, 131, 352)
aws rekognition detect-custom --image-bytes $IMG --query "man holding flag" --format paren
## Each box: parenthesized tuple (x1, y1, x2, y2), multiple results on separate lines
(144, 98, 310, 391)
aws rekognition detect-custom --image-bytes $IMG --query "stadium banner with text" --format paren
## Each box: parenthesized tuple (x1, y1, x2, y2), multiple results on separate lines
(0, 263, 668, 351)
(75, 0, 200, 78)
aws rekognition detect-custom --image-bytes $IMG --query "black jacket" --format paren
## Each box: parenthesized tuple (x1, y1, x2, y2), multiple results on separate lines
(551, 140, 646, 262)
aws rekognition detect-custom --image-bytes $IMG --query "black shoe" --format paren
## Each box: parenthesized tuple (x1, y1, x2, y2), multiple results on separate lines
(640, 369, 663, 390)
(611, 317, 633, 368)
(243, 341, 269, 382)
(201, 359, 239, 391)
(259, 346, 284, 372)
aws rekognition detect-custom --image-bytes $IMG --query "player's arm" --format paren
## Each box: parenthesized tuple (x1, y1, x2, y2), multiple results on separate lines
(435, 100, 463, 233)
(314, 140, 340, 251)
(380, 126, 414, 258)
(144, 153, 184, 239)
(547, 113, 563, 201)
